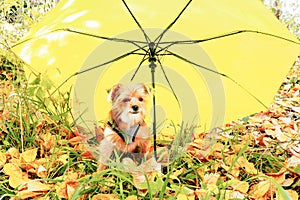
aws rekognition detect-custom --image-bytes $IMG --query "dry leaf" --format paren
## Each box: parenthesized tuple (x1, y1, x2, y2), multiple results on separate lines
(37, 165, 47, 178)
(28, 181, 50, 192)
(21, 148, 38, 163)
(3, 163, 22, 176)
(16, 190, 43, 200)
(125, 195, 138, 200)
(8, 172, 28, 189)
(237, 156, 258, 175)
(224, 190, 246, 200)
(249, 180, 271, 199)
(69, 136, 82, 146)
(91, 194, 119, 200)
(0, 153, 7, 168)
(176, 193, 194, 200)
(228, 179, 249, 193)
(276, 189, 298, 200)
(6, 147, 20, 158)
(56, 172, 80, 199)
(81, 151, 95, 160)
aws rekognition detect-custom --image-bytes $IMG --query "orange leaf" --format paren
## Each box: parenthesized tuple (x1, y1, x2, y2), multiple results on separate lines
(67, 183, 78, 199)
(81, 151, 95, 160)
(17, 190, 43, 199)
(20, 148, 38, 163)
(6, 147, 20, 158)
(69, 136, 83, 146)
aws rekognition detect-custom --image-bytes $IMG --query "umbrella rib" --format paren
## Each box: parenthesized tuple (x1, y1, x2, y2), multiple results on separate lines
(121, 0, 151, 44)
(154, 0, 193, 49)
(50, 47, 145, 95)
(62, 28, 149, 52)
(156, 29, 300, 53)
(156, 58, 181, 109)
(164, 49, 268, 109)
(130, 53, 149, 81)
(11, 28, 149, 53)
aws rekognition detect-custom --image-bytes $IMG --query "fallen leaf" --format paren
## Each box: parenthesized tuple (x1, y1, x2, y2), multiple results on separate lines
(249, 180, 271, 199)
(276, 189, 298, 200)
(20, 148, 38, 163)
(227, 179, 249, 193)
(37, 165, 47, 178)
(224, 190, 246, 200)
(91, 194, 119, 200)
(176, 193, 194, 200)
(81, 151, 95, 160)
(28, 181, 50, 192)
(3, 163, 22, 176)
(8, 172, 28, 189)
(55, 172, 80, 199)
(16, 190, 43, 200)
(0, 153, 6, 168)
(69, 136, 82, 146)
(67, 183, 78, 199)
(125, 195, 138, 200)
(291, 106, 300, 113)
(6, 147, 20, 158)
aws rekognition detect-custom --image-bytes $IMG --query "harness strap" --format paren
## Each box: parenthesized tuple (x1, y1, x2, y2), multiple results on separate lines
(107, 121, 141, 143)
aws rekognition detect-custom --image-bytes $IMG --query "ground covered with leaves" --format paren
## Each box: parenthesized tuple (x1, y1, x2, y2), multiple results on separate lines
(0, 47, 300, 200)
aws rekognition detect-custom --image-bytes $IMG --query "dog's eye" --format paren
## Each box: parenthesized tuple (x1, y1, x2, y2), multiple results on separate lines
(123, 98, 130, 102)
(138, 97, 143, 102)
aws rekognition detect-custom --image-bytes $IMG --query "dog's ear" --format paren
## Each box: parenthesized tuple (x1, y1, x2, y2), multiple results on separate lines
(107, 84, 121, 102)
(143, 84, 152, 96)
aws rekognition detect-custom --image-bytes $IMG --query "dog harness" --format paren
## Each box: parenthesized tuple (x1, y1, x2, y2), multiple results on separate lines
(107, 121, 140, 143)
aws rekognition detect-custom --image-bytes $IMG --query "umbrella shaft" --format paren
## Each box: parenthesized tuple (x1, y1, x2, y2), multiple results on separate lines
(149, 61, 158, 160)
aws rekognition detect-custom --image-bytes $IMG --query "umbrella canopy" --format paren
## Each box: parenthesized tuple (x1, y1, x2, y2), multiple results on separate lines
(11, 0, 300, 162)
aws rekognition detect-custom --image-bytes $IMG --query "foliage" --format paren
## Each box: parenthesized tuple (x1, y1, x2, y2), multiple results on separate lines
(0, 0, 300, 199)
(1, 50, 300, 199)
(0, 0, 59, 49)
(264, 0, 300, 39)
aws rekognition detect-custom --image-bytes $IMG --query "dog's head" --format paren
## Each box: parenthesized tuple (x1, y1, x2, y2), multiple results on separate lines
(108, 83, 150, 130)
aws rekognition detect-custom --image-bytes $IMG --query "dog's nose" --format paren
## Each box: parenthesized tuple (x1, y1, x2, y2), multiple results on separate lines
(132, 105, 139, 112)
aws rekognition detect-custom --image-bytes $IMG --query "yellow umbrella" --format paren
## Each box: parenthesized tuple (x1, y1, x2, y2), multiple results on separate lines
(11, 0, 300, 163)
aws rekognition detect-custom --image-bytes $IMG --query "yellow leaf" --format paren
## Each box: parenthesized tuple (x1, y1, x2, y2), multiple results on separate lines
(238, 156, 258, 175)
(177, 193, 194, 200)
(250, 180, 270, 199)
(21, 148, 38, 163)
(278, 190, 298, 200)
(0, 153, 6, 168)
(91, 194, 119, 200)
(125, 195, 138, 200)
(28, 181, 50, 192)
(204, 173, 219, 185)
(228, 179, 249, 193)
(3, 163, 22, 176)
(9, 174, 27, 189)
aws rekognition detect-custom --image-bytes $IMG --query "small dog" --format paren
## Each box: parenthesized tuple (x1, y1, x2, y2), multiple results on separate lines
(97, 83, 151, 170)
